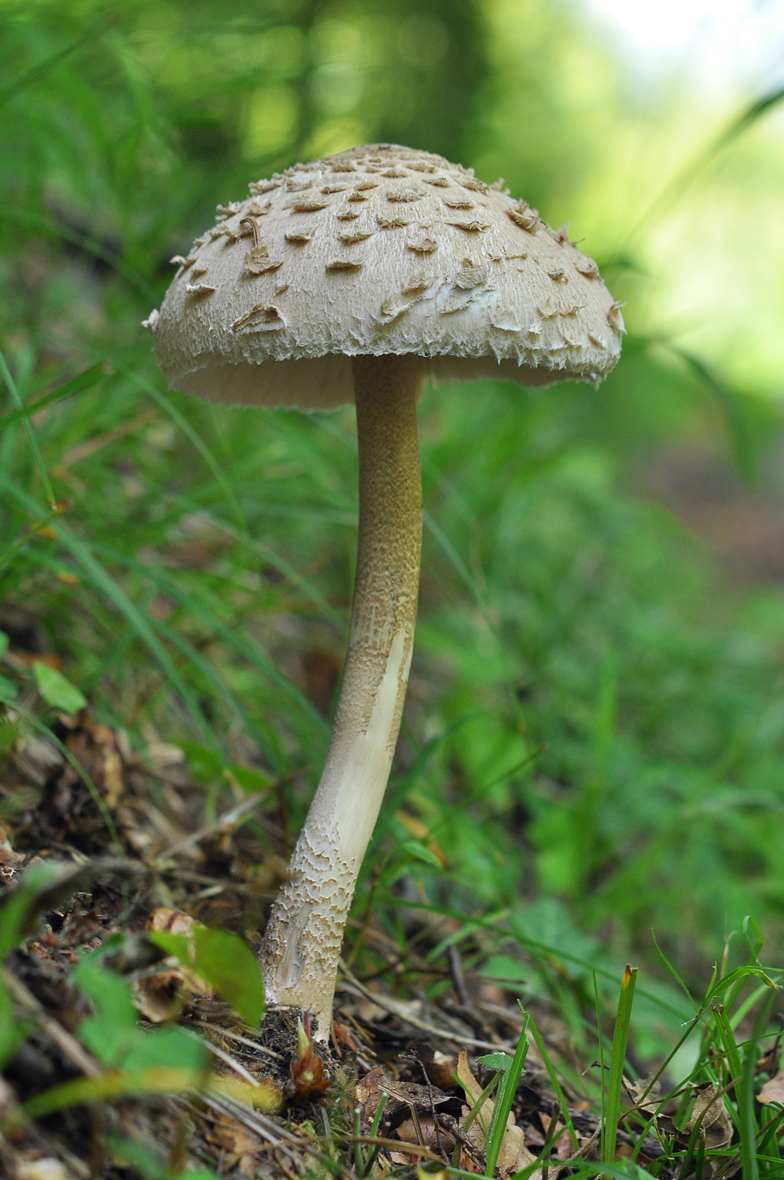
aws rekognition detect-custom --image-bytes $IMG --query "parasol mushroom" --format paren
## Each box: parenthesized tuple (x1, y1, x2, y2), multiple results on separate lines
(149, 144, 623, 1038)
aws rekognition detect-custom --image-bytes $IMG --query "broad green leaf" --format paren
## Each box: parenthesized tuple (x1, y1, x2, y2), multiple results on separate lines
(477, 1051, 514, 1073)
(150, 924, 264, 1027)
(230, 764, 273, 794)
(0, 631, 8, 659)
(191, 925, 264, 1027)
(180, 742, 224, 785)
(122, 1026, 206, 1075)
(0, 674, 17, 701)
(74, 954, 208, 1074)
(33, 661, 86, 714)
(147, 930, 192, 963)
(21, 1065, 206, 1122)
(482, 954, 529, 984)
(74, 957, 139, 1067)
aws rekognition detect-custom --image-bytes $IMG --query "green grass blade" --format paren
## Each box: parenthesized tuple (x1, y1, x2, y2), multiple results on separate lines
(149, 614, 277, 767)
(0, 207, 155, 301)
(485, 1008, 529, 1176)
(0, 364, 108, 433)
(0, 503, 67, 576)
(0, 25, 101, 109)
(0, 477, 220, 751)
(111, 363, 248, 538)
(603, 965, 638, 1166)
(527, 1013, 579, 1152)
(651, 929, 700, 1012)
(93, 544, 329, 741)
(0, 347, 56, 507)
(53, 531, 221, 752)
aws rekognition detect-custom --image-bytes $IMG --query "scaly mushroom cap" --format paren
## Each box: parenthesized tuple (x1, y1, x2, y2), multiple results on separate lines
(153, 144, 624, 409)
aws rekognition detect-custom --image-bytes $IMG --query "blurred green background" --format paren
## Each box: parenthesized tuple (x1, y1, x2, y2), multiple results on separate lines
(2, 0, 784, 1054)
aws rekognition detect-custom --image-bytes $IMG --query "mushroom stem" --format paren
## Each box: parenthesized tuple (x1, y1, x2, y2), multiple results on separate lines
(260, 354, 422, 1037)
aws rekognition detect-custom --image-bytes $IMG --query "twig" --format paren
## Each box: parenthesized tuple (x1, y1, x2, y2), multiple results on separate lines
(3, 967, 100, 1077)
(152, 791, 269, 863)
(433, 1112, 486, 1167)
(185, 1019, 283, 1060)
(447, 944, 472, 1009)
(162, 868, 276, 900)
(342, 1134, 443, 1163)
(202, 1040, 266, 1088)
(338, 961, 515, 1052)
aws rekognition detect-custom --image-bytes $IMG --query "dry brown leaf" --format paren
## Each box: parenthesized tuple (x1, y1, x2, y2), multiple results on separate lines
(355, 1064, 395, 1132)
(687, 1084, 733, 1152)
(204, 1113, 261, 1156)
(148, 906, 195, 934)
(204, 1113, 262, 1175)
(132, 968, 186, 1022)
(759, 1070, 784, 1105)
(397, 1114, 455, 1154)
(456, 1050, 539, 1179)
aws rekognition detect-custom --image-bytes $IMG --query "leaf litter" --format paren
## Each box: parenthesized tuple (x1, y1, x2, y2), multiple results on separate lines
(0, 695, 771, 1178)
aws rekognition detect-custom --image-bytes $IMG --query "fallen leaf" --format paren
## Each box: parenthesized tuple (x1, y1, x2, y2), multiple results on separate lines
(132, 968, 186, 1022)
(355, 1064, 397, 1133)
(686, 1084, 733, 1162)
(759, 1070, 784, 1105)
(456, 1051, 539, 1178)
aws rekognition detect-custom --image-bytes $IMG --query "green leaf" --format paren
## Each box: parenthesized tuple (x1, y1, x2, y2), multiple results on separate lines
(74, 953, 208, 1075)
(180, 742, 224, 785)
(477, 1051, 514, 1073)
(482, 954, 529, 984)
(0, 363, 107, 432)
(33, 661, 86, 713)
(0, 631, 8, 660)
(147, 930, 192, 963)
(603, 965, 638, 1165)
(192, 925, 264, 1027)
(149, 925, 264, 1027)
(122, 1026, 206, 1075)
(73, 957, 140, 1067)
(484, 1010, 529, 1177)
(0, 674, 18, 701)
(229, 764, 273, 794)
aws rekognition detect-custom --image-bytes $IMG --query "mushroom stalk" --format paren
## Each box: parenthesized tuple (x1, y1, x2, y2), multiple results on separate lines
(260, 354, 422, 1036)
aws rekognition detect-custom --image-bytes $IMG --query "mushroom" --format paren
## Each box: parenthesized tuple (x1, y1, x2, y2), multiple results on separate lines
(150, 144, 623, 1038)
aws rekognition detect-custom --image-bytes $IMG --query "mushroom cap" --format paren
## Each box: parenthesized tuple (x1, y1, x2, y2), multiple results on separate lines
(153, 144, 624, 410)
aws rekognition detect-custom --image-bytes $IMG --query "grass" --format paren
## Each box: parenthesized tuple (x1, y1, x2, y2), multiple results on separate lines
(1, 0, 784, 1172)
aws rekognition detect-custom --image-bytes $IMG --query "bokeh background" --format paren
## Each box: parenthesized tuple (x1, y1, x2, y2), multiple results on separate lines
(2, 0, 784, 1058)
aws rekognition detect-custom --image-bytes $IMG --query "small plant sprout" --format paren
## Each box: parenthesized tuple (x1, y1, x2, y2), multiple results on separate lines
(150, 144, 622, 1037)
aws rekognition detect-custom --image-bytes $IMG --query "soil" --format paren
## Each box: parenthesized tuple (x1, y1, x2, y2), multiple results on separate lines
(0, 700, 668, 1179)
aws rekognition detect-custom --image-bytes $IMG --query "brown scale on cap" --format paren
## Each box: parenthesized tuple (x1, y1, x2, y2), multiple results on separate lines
(326, 259, 363, 273)
(339, 229, 374, 246)
(152, 143, 623, 412)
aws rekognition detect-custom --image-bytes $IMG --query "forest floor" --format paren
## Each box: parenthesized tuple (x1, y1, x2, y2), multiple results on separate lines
(0, 693, 685, 1180)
